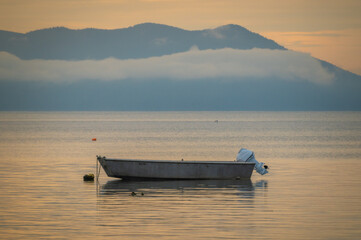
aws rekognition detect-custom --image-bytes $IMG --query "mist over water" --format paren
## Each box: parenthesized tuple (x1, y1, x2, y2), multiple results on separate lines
(0, 111, 360, 239)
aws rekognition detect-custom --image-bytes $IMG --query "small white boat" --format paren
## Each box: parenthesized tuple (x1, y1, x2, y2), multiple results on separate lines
(97, 156, 256, 180)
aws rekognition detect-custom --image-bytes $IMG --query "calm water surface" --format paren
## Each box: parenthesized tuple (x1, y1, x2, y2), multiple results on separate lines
(0, 111, 360, 239)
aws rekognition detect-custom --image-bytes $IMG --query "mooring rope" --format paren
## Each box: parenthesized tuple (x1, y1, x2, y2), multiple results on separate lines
(96, 158, 101, 181)
(96, 156, 101, 182)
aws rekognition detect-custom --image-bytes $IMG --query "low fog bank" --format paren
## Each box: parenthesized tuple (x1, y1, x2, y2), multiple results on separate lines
(1, 48, 360, 110)
(0, 48, 334, 85)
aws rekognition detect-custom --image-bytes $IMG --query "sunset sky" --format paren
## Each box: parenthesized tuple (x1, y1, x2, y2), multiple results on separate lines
(1, 0, 360, 75)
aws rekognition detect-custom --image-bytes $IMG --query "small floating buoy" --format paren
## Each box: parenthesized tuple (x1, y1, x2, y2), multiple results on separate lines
(130, 192, 137, 196)
(141, 192, 144, 196)
(92, 138, 97, 141)
(83, 173, 95, 181)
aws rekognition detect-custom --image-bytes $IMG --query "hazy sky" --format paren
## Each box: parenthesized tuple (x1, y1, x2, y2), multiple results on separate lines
(0, 0, 360, 74)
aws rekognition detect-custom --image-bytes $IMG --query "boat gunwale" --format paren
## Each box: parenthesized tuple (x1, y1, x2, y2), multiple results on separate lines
(101, 158, 256, 165)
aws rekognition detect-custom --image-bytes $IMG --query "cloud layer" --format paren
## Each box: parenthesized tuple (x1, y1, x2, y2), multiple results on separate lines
(0, 48, 334, 84)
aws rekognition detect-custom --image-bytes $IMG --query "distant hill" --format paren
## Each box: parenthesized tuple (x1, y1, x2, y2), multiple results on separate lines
(0, 23, 284, 60)
(0, 23, 360, 111)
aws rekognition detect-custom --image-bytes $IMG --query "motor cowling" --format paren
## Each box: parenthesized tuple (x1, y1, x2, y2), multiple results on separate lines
(236, 148, 268, 175)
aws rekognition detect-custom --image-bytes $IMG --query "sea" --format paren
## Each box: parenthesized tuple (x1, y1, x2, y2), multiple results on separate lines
(0, 111, 360, 239)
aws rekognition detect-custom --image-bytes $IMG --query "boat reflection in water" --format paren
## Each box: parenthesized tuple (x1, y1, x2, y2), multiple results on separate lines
(99, 179, 268, 200)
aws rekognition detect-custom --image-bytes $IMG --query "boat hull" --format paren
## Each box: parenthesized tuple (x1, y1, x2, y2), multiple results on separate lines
(97, 157, 255, 179)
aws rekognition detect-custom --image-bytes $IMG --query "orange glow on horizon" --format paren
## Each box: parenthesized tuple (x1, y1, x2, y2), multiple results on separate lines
(263, 29, 361, 75)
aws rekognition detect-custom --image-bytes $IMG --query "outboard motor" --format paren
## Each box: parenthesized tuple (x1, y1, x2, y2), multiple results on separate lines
(236, 148, 268, 175)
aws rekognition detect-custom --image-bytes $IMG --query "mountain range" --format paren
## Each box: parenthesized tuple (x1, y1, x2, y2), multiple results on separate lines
(0, 23, 360, 110)
(0, 23, 284, 60)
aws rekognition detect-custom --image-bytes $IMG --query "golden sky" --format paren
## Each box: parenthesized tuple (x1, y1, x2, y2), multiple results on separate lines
(1, 0, 360, 74)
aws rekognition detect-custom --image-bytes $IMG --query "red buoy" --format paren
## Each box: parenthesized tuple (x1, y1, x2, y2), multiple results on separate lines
(92, 138, 97, 141)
